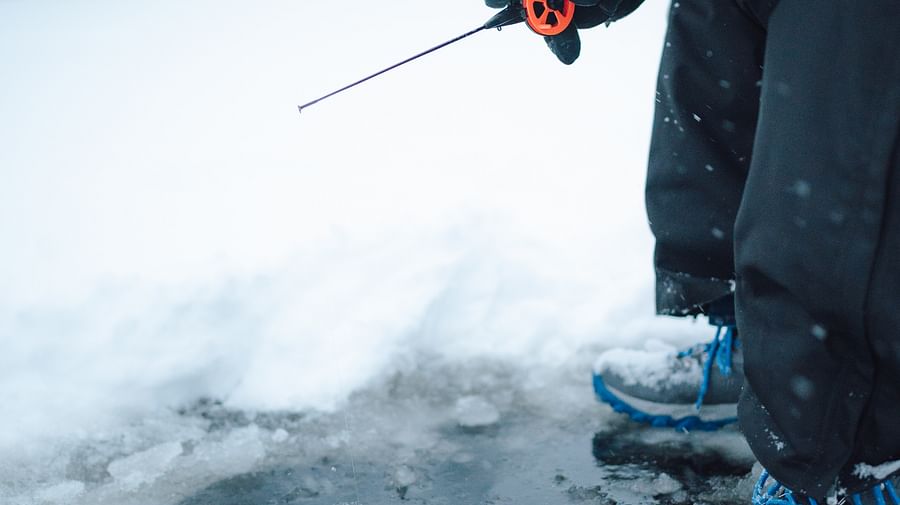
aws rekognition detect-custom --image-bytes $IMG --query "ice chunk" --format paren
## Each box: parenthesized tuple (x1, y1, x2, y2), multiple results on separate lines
(627, 472, 683, 495)
(454, 395, 500, 428)
(34, 480, 86, 503)
(107, 441, 183, 491)
(188, 424, 266, 476)
(653, 473, 683, 494)
(451, 452, 475, 464)
(394, 465, 417, 488)
(271, 428, 289, 443)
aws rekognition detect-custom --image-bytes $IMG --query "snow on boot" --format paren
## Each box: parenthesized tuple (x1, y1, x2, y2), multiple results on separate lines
(752, 469, 900, 505)
(592, 325, 742, 431)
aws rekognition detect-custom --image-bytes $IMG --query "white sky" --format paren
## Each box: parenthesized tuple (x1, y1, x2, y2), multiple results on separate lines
(0, 0, 668, 306)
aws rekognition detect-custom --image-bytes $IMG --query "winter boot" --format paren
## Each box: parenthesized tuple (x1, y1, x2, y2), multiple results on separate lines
(753, 469, 900, 505)
(592, 324, 742, 431)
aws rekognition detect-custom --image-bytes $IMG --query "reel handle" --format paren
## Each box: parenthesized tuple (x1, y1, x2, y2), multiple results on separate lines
(523, 0, 576, 36)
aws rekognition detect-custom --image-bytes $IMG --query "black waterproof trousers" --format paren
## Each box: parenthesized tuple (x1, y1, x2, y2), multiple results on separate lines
(646, 0, 900, 498)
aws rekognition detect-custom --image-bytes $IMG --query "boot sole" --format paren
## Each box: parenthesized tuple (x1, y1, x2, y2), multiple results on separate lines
(593, 373, 738, 432)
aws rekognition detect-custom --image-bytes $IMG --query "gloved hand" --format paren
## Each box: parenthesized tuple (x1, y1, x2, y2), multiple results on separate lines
(484, 0, 646, 64)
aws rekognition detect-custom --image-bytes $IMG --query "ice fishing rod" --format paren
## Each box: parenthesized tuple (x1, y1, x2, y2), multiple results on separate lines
(297, 0, 576, 113)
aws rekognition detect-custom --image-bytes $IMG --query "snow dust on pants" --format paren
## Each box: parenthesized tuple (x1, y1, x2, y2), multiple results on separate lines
(646, 0, 900, 499)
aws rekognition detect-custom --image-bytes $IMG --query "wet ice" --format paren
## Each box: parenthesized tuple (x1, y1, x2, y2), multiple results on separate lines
(4, 356, 757, 505)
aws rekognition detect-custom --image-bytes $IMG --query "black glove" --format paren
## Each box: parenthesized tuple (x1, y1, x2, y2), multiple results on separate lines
(484, 0, 646, 64)
(574, 0, 646, 27)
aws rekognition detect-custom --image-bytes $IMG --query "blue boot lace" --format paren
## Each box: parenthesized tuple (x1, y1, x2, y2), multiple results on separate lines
(754, 470, 900, 505)
(677, 325, 736, 410)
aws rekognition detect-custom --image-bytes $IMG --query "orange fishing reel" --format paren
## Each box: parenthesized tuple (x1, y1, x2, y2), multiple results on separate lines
(523, 0, 576, 36)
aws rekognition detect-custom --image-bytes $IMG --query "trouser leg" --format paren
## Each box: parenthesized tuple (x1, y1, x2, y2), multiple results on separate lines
(839, 133, 900, 492)
(646, 0, 764, 318)
(734, 0, 900, 497)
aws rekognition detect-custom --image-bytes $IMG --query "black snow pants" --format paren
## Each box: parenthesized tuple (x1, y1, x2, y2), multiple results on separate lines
(646, 0, 900, 498)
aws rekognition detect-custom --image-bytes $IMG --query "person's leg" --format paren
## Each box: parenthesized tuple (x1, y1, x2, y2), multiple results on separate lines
(735, 0, 900, 498)
(839, 133, 900, 494)
(593, 0, 765, 430)
(646, 0, 764, 319)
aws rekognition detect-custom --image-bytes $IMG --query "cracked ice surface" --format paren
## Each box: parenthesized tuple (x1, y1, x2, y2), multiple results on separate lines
(3, 358, 757, 505)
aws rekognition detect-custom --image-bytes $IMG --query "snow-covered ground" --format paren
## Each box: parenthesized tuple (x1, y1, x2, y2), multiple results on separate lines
(0, 1, 754, 503)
